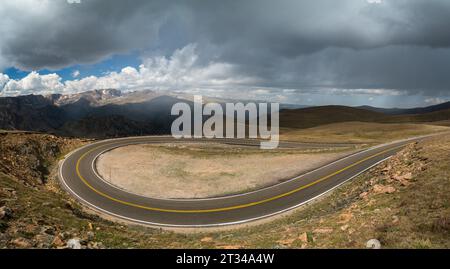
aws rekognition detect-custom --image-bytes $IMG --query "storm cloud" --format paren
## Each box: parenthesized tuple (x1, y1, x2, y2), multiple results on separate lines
(0, 0, 170, 70)
(1, 0, 450, 104)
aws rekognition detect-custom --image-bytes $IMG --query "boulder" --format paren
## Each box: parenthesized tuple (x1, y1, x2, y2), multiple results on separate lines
(366, 239, 381, 249)
(67, 238, 82, 249)
(52, 236, 65, 248)
(359, 192, 369, 199)
(338, 212, 353, 224)
(313, 228, 333, 234)
(200, 237, 213, 243)
(86, 231, 95, 241)
(373, 184, 396, 194)
(0, 206, 12, 220)
(11, 237, 32, 248)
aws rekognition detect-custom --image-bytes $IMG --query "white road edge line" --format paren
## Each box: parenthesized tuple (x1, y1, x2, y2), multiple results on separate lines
(86, 137, 417, 202)
(58, 133, 442, 227)
(90, 141, 364, 202)
(58, 148, 394, 228)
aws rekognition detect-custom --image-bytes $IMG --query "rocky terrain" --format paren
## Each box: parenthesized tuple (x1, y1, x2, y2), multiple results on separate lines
(0, 133, 102, 249)
(0, 90, 186, 138)
(0, 95, 66, 132)
(0, 132, 85, 186)
(1, 132, 449, 249)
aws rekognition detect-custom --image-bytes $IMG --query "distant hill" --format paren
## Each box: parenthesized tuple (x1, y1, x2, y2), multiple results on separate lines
(358, 106, 405, 115)
(60, 115, 163, 138)
(279, 106, 385, 129)
(384, 108, 450, 124)
(279, 103, 450, 129)
(360, 101, 450, 115)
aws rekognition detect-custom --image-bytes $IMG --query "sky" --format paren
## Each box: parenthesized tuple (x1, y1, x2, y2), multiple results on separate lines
(0, 0, 450, 108)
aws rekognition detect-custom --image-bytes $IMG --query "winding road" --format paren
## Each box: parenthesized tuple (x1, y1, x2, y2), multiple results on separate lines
(58, 136, 423, 227)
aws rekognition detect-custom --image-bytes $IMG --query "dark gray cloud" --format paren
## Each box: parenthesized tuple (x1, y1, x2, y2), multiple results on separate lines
(1, 0, 450, 99)
(0, 0, 172, 70)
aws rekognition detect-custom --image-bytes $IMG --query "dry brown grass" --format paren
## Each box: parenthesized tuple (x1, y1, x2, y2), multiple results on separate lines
(279, 106, 384, 129)
(280, 122, 449, 143)
(96, 143, 354, 199)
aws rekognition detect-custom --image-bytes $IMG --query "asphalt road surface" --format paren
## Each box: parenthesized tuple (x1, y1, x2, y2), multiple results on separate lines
(58, 136, 423, 227)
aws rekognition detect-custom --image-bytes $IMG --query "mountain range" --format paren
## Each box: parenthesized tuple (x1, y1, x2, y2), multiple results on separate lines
(1, 89, 449, 138)
(0, 90, 183, 137)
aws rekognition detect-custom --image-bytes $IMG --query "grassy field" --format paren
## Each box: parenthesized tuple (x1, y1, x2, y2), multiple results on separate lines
(279, 106, 450, 130)
(96, 143, 355, 199)
(385, 108, 450, 124)
(279, 106, 384, 129)
(280, 122, 449, 143)
(427, 120, 450, 127)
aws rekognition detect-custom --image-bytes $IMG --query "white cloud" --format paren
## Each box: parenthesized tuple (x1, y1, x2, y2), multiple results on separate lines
(64, 44, 260, 94)
(0, 73, 9, 89)
(0, 1, 166, 70)
(327, 88, 406, 96)
(425, 97, 446, 105)
(2, 71, 64, 96)
(71, 70, 80, 78)
(0, 44, 259, 97)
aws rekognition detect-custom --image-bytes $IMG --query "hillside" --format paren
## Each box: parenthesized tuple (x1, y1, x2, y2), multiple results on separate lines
(280, 106, 450, 130)
(361, 101, 450, 115)
(60, 115, 166, 138)
(0, 91, 188, 138)
(1, 131, 449, 249)
(279, 106, 385, 129)
(0, 95, 66, 132)
(385, 108, 450, 124)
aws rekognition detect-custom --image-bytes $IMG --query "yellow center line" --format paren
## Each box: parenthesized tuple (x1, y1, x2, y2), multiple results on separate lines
(75, 143, 405, 213)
